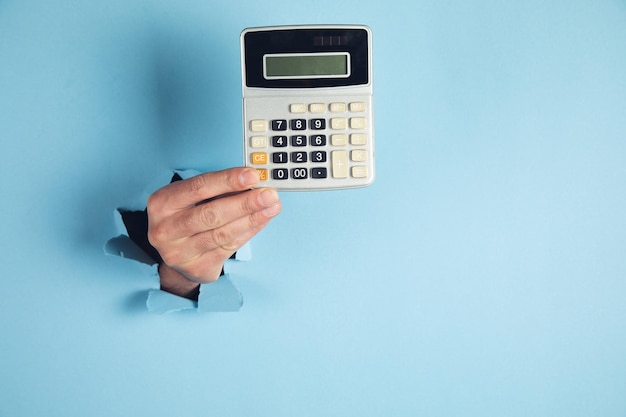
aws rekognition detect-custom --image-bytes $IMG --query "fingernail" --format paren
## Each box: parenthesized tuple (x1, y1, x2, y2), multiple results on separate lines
(240, 169, 260, 186)
(262, 203, 281, 217)
(259, 188, 279, 207)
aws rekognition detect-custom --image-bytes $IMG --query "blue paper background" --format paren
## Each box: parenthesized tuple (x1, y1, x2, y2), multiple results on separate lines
(1, 1, 625, 416)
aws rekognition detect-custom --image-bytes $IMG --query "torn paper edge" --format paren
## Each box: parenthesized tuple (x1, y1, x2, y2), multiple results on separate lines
(146, 288, 198, 313)
(145, 272, 243, 314)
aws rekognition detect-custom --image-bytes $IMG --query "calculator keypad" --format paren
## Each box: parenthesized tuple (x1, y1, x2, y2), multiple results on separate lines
(245, 96, 373, 190)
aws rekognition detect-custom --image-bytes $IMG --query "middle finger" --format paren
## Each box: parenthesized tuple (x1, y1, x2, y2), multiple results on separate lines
(160, 188, 280, 241)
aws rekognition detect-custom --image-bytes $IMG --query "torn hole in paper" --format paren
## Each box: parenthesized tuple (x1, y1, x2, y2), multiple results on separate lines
(104, 170, 248, 313)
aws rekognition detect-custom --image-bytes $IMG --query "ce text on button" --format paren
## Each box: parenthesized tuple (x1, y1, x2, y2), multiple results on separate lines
(251, 152, 268, 164)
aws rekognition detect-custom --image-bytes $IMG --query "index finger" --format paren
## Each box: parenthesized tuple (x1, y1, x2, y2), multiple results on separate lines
(149, 168, 261, 214)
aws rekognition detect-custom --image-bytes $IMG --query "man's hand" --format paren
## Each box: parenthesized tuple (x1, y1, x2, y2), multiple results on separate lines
(147, 167, 281, 297)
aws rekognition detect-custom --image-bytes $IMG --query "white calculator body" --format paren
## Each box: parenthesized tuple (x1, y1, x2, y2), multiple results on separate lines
(241, 25, 374, 191)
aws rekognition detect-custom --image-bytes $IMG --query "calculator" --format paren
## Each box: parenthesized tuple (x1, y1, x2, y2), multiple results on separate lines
(241, 25, 374, 191)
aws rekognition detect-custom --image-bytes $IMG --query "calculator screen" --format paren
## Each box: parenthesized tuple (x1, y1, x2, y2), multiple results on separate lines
(264, 53, 350, 79)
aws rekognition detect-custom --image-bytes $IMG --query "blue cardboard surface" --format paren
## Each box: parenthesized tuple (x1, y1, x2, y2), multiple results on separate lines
(1, 1, 626, 416)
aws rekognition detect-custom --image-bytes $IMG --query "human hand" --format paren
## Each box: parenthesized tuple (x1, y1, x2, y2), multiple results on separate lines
(147, 167, 281, 297)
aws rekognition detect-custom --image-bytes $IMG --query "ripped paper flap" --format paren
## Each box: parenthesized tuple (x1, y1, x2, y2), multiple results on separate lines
(145, 275, 242, 314)
(198, 274, 243, 312)
(104, 235, 156, 265)
(146, 288, 198, 313)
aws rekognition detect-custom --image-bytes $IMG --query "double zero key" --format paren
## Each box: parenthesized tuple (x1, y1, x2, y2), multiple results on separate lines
(272, 167, 328, 180)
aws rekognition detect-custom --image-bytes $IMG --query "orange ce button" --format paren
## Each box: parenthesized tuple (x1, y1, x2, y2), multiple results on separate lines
(251, 152, 268, 164)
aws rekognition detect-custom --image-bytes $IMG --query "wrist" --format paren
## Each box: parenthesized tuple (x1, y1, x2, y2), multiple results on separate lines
(158, 264, 201, 301)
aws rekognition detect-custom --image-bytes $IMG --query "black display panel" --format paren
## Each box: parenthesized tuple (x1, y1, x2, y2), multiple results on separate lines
(243, 27, 369, 88)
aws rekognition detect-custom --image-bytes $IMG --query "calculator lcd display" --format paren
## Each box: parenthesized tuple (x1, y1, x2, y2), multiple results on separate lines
(264, 53, 350, 79)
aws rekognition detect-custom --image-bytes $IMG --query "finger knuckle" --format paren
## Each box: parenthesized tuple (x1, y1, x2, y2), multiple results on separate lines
(147, 222, 167, 247)
(247, 211, 266, 230)
(225, 168, 241, 190)
(239, 195, 257, 215)
(199, 205, 220, 229)
(146, 190, 165, 217)
(186, 174, 209, 200)
(193, 233, 218, 254)
(211, 227, 232, 249)
(179, 212, 195, 232)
